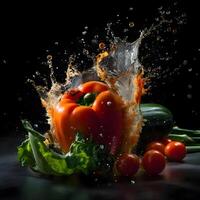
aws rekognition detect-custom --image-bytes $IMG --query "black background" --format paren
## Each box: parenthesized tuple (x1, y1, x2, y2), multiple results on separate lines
(0, 0, 199, 136)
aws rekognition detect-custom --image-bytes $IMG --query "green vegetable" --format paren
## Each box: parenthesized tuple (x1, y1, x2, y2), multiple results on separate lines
(140, 103, 174, 138)
(171, 126, 200, 137)
(18, 120, 112, 176)
(17, 139, 35, 167)
(168, 134, 194, 144)
(169, 127, 200, 150)
(186, 146, 200, 153)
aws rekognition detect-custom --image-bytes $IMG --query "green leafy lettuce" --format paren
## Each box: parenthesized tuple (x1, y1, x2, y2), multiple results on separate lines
(17, 120, 112, 176)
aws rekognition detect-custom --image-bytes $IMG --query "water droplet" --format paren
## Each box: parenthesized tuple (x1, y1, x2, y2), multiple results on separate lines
(2, 59, 7, 64)
(99, 133, 103, 137)
(83, 49, 89, 55)
(192, 110, 197, 115)
(174, 1, 178, 6)
(91, 39, 98, 44)
(129, 7, 133, 11)
(114, 178, 118, 183)
(156, 36, 161, 41)
(160, 38, 164, 42)
(18, 97, 22, 102)
(54, 41, 59, 45)
(82, 31, 87, 35)
(2, 112, 7, 116)
(47, 55, 52, 61)
(183, 60, 188, 65)
(106, 101, 112, 106)
(35, 71, 40, 76)
(188, 68, 192, 72)
(80, 38, 85, 44)
(167, 27, 171, 32)
(129, 21, 134, 28)
(94, 178, 98, 182)
(187, 84, 192, 89)
(131, 180, 135, 184)
(187, 94, 192, 99)
(84, 26, 88, 30)
(34, 124, 39, 128)
(193, 57, 197, 61)
(99, 42, 105, 49)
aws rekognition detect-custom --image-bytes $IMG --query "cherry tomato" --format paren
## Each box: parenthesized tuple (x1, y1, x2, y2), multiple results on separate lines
(160, 138, 172, 146)
(146, 142, 165, 154)
(116, 154, 140, 177)
(142, 150, 166, 175)
(165, 141, 186, 162)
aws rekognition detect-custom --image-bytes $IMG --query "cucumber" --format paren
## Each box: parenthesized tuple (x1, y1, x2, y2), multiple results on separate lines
(136, 103, 174, 154)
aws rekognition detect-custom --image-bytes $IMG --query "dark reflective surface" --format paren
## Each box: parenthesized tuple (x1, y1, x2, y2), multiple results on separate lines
(1, 137, 200, 200)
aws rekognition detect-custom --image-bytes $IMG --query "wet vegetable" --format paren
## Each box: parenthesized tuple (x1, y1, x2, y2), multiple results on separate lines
(160, 138, 172, 146)
(18, 120, 113, 176)
(53, 81, 124, 155)
(164, 141, 186, 162)
(142, 150, 166, 175)
(115, 154, 140, 177)
(146, 141, 165, 154)
(18, 101, 200, 178)
(140, 103, 174, 139)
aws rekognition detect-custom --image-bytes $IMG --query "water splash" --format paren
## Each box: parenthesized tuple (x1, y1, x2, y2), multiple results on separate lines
(95, 34, 146, 153)
(28, 4, 187, 153)
(30, 30, 147, 154)
(96, 32, 144, 103)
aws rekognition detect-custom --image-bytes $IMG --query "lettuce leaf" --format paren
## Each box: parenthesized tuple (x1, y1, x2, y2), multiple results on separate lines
(17, 139, 35, 167)
(17, 120, 111, 176)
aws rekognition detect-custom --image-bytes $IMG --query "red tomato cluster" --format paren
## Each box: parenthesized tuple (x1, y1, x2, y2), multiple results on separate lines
(115, 138, 186, 177)
(146, 140, 186, 162)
